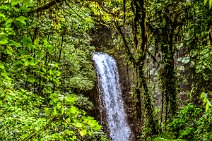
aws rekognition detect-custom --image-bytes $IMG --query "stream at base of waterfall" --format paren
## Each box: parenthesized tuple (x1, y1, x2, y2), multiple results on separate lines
(93, 52, 132, 141)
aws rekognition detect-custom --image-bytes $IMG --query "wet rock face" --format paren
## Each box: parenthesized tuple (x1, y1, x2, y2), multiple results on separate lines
(90, 25, 113, 51)
(114, 54, 137, 141)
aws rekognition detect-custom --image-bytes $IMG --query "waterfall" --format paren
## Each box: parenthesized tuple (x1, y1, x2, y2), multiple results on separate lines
(93, 52, 132, 141)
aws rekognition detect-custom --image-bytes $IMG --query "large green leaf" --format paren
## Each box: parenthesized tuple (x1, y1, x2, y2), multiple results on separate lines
(15, 16, 27, 26)
(11, 0, 23, 6)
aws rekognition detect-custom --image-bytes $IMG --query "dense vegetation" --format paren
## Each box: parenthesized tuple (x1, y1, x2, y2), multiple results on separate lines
(0, 0, 105, 140)
(0, 0, 211, 141)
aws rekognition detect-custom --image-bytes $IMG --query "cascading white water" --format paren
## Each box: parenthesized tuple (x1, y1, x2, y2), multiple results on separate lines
(93, 52, 132, 141)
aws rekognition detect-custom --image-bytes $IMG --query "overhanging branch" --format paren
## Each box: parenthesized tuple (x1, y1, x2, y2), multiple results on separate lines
(115, 21, 137, 66)
(30, 0, 65, 13)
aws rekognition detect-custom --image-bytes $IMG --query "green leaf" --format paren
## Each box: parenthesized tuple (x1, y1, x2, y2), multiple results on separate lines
(44, 108, 51, 116)
(1, 72, 11, 81)
(34, 38, 40, 46)
(0, 37, 8, 45)
(0, 5, 10, 10)
(21, 133, 29, 140)
(0, 63, 4, 70)
(69, 106, 78, 115)
(5, 46, 13, 55)
(20, 6, 31, 12)
(42, 67, 46, 73)
(49, 70, 53, 75)
(0, 14, 6, 20)
(52, 107, 58, 116)
(21, 35, 32, 46)
(54, 70, 61, 76)
(15, 16, 27, 26)
(206, 103, 209, 111)
(10, 40, 22, 47)
(210, 0, 212, 8)
(200, 92, 205, 99)
(75, 122, 83, 128)
(5, 18, 13, 27)
(204, 0, 208, 5)
(66, 95, 77, 104)
(79, 130, 87, 137)
(23, 0, 34, 6)
(11, 0, 23, 6)
(27, 77, 36, 83)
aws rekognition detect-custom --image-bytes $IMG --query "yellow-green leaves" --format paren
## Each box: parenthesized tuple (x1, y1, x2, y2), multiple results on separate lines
(5, 18, 13, 28)
(66, 94, 77, 104)
(15, 16, 27, 26)
(11, 0, 34, 7)
(0, 36, 8, 45)
(0, 13, 6, 21)
(0, 62, 4, 70)
(79, 130, 87, 137)
(11, 0, 22, 6)
(1, 71, 11, 81)
(201, 92, 211, 112)
(204, 0, 212, 8)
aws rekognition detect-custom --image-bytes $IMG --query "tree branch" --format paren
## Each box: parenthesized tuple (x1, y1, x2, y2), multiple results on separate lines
(30, 0, 65, 13)
(114, 21, 137, 65)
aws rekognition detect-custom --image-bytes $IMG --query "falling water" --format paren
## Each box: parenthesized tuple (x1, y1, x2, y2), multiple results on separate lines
(93, 52, 132, 141)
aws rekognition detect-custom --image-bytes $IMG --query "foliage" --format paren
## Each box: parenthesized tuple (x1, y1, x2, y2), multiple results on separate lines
(155, 104, 212, 141)
(204, 0, 212, 8)
(0, 0, 106, 140)
(153, 138, 185, 141)
(167, 104, 202, 139)
(0, 84, 104, 140)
